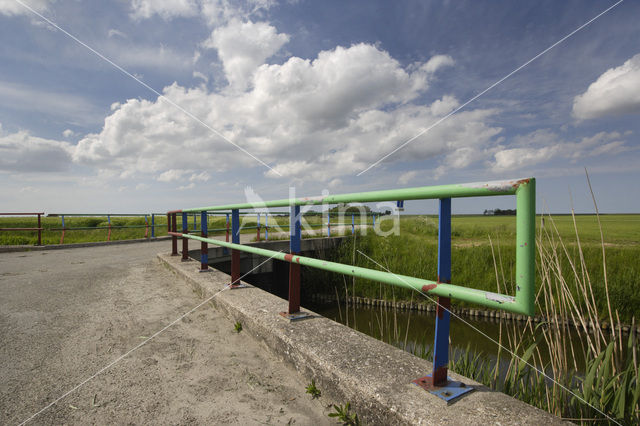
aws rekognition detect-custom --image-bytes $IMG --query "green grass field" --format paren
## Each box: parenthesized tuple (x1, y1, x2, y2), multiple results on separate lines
(3, 213, 638, 321)
(402, 213, 640, 246)
(307, 214, 640, 323)
(0, 214, 345, 245)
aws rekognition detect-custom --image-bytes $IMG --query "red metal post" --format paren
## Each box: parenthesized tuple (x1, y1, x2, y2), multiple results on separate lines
(226, 214, 230, 243)
(181, 212, 189, 261)
(231, 251, 240, 283)
(171, 213, 178, 256)
(288, 205, 301, 314)
(37, 213, 42, 246)
(60, 215, 66, 245)
(200, 211, 208, 271)
(256, 213, 261, 241)
(288, 262, 301, 314)
(223, 213, 230, 255)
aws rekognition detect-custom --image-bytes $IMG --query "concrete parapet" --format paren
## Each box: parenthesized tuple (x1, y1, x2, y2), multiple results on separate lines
(158, 252, 568, 425)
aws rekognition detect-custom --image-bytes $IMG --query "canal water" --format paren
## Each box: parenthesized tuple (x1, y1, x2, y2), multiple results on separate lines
(305, 299, 591, 378)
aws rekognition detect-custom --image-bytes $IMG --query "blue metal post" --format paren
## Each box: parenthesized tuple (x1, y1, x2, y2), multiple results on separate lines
(265, 214, 269, 240)
(290, 205, 301, 253)
(432, 198, 451, 386)
(351, 214, 355, 235)
(107, 215, 111, 241)
(200, 211, 208, 271)
(193, 213, 197, 232)
(411, 196, 470, 401)
(288, 205, 301, 314)
(373, 214, 376, 227)
(151, 214, 155, 238)
(231, 209, 240, 284)
(327, 213, 331, 237)
(412, 197, 471, 401)
(412, 197, 472, 400)
(181, 212, 189, 261)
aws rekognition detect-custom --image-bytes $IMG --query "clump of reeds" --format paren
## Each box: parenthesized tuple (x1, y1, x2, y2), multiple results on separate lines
(478, 172, 639, 424)
(332, 173, 639, 424)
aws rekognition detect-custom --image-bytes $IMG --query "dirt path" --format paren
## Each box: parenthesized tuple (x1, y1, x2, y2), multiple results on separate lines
(0, 240, 330, 425)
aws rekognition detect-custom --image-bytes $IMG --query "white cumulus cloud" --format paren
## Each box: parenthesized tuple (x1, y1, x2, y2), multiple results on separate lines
(0, 127, 73, 173)
(202, 19, 290, 90)
(0, 0, 52, 16)
(573, 53, 640, 120)
(129, 0, 198, 20)
(107, 28, 127, 38)
(70, 43, 498, 182)
(157, 169, 189, 182)
(421, 54, 455, 74)
(397, 170, 419, 185)
(491, 130, 631, 172)
(129, 0, 276, 26)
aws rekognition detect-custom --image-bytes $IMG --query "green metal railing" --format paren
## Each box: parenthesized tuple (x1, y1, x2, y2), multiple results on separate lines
(168, 177, 535, 397)
(169, 178, 536, 315)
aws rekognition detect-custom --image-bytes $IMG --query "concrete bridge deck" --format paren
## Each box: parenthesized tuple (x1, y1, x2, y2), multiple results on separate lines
(0, 239, 328, 425)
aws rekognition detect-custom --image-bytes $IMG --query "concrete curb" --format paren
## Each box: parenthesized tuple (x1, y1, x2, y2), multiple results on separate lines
(158, 253, 568, 425)
(0, 236, 171, 253)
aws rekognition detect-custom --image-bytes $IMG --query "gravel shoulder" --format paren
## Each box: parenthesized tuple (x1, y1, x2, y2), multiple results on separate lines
(0, 241, 330, 425)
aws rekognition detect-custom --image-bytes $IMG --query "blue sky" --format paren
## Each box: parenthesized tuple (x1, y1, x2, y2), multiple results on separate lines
(1, 0, 639, 214)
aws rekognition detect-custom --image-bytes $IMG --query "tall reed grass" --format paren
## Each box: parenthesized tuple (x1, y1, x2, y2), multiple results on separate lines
(317, 190, 639, 423)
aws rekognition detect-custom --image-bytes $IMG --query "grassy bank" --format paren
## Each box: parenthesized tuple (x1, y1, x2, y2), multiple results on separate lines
(309, 214, 639, 323)
(310, 213, 639, 424)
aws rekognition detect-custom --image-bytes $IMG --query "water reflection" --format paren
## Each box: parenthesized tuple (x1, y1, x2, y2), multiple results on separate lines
(307, 300, 590, 377)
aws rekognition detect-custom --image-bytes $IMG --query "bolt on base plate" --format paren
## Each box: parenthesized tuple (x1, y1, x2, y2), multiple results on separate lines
(279, 311, 312, 321)
(228, 283, 249, 289)
(412, 375, 474, 404)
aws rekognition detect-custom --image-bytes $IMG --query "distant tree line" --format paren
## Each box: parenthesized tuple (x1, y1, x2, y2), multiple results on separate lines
(302, 203, 391, 216)
(329, 203, 372, 214)
(483, 208, 516, 216)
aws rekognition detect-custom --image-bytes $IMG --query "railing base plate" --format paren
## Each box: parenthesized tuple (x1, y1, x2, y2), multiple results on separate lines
(411, 375, 473, 404)
(229, 283, 249, 289)
(279, 311, 311, 322)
